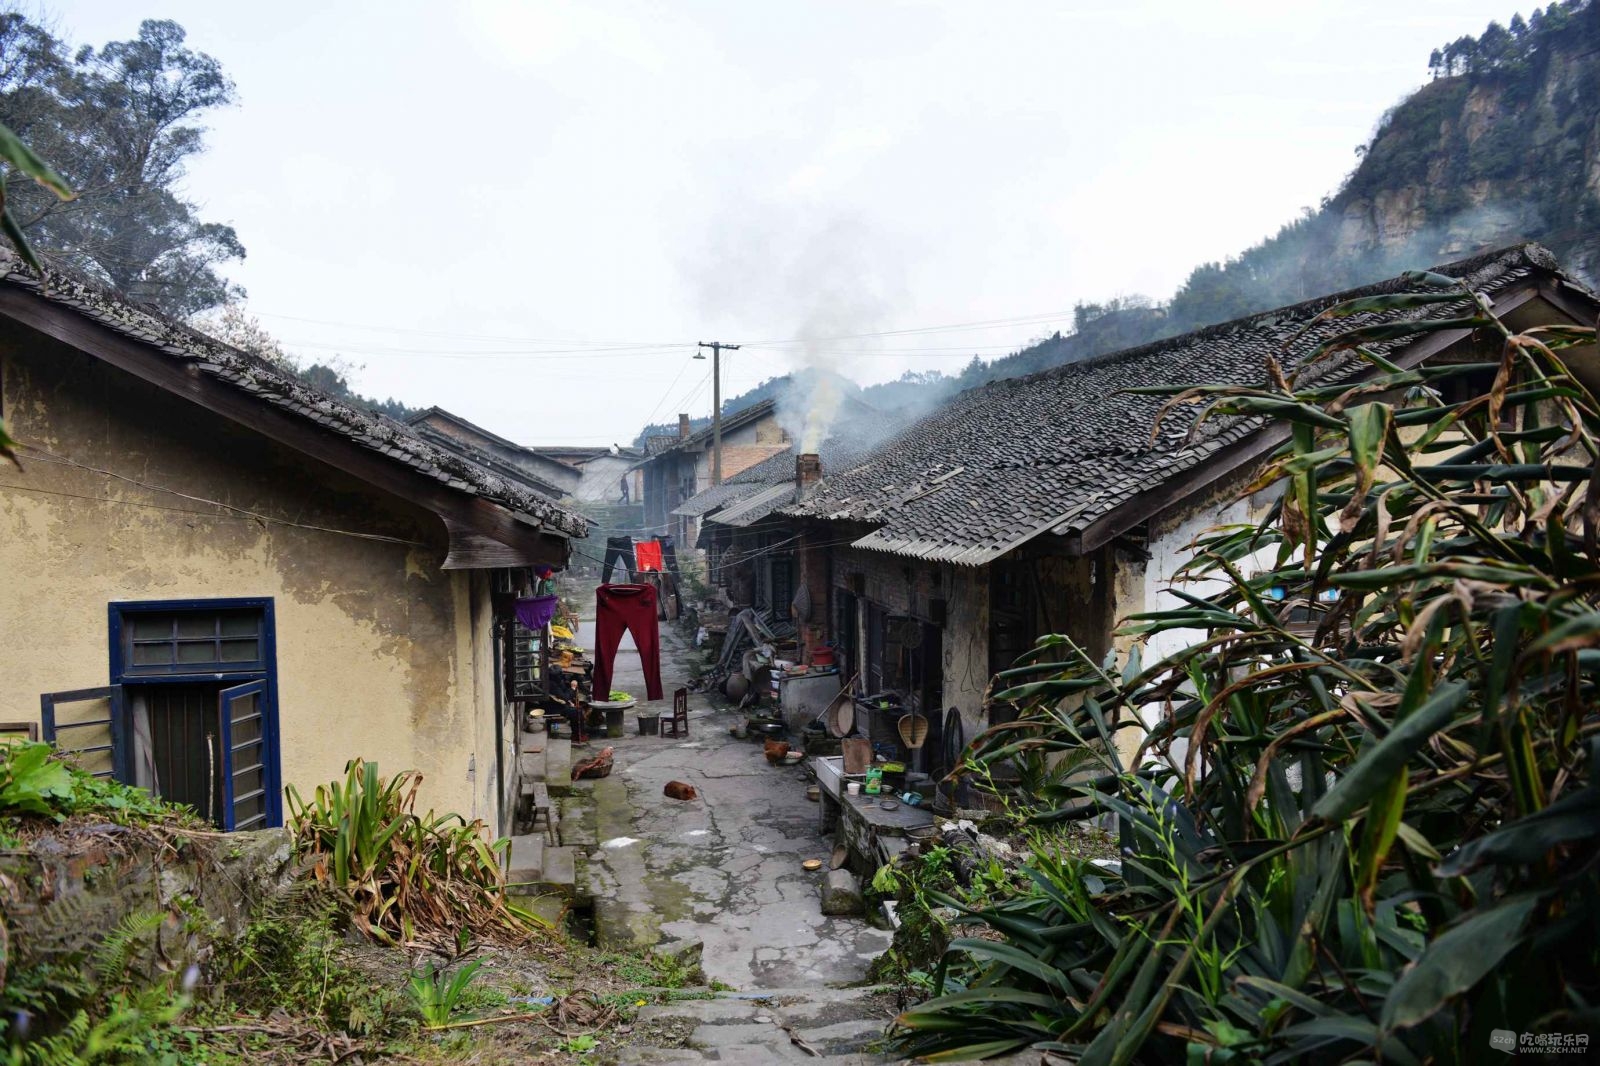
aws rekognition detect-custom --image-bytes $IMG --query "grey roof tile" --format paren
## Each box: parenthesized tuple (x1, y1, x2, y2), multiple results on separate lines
(0, 253, 587, 539)
(782, 244, 1583, 565)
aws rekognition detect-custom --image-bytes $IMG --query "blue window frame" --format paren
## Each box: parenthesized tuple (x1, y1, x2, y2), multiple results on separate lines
(80, 598, 285, 830)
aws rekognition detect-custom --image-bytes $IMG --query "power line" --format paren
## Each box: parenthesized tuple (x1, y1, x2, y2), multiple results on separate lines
(250, 303, 1087, 355)
(248, 227, 1600, 361)
(280, 340, 699, 360)
(635, 358, 700, 435)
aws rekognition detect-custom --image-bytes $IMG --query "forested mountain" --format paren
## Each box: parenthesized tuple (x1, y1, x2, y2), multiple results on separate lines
(659, 0, 1600, 440)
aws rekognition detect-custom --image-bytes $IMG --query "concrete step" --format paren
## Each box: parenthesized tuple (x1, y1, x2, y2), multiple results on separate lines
(634, 986, 889, 1024)
(617, 1037, 879, 1065)
(517, 745, 544, 779)
(505, 834, 545, 886)
(515, 844, 577, 900)
(558, 791, 597, 847)
(545, 736, 573, 795)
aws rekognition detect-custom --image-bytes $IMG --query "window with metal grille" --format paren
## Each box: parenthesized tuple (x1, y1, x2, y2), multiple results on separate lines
(770, 557, 795, 616)
(124, 609, 265, 674)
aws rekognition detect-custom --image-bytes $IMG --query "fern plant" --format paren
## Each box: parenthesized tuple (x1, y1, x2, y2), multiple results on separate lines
(90, 912, 166, 986)
(6, 986, 190, 1066)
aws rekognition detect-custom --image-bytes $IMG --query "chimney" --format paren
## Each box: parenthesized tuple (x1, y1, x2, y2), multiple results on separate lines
(795, 452, 822, 500)
(677, 413, 691, 440)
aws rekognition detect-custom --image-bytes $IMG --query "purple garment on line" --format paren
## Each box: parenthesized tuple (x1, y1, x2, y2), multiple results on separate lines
(515, 595, 560, 631)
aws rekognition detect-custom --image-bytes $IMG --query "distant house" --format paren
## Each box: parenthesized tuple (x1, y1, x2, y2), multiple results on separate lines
(0, 257, 587, 836)
(637, 400, 789, 544)
(676, 399, 904, 620)
(524, 445, 643, 504)
(779, 245, 1600, 753)
(407, 407, 582, 497)
(408, 410, 644, 506)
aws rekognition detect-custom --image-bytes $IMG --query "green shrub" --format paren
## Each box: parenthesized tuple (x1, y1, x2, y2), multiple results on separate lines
(894, 273, 1600, 1061)
(408, 959, 484, 1029)
(208, 889, 401, 1037)
(0, 742, 181, 831)
(284, 759, 545, 948)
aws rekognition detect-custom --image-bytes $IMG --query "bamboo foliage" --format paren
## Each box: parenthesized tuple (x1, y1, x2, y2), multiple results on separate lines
(893, 272, 1600, 1063)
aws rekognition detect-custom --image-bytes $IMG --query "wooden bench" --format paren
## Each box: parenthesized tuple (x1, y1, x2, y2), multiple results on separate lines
(529, 782, 556, 844)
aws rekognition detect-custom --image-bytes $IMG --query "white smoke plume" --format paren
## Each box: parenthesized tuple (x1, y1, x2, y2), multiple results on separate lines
(687, 206, 904, 451)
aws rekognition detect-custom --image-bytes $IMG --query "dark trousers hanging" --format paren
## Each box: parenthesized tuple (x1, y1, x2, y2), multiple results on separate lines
(659, 534, 681, 576)
(601, 536, 636, 584)
(593, 583, 664, 701)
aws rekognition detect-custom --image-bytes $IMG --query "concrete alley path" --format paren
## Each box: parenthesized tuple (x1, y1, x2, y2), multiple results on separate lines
(569, 598, 892, 990)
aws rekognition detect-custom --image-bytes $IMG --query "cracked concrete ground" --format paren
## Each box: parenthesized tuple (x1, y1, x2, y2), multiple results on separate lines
(574, 600, 892, 990)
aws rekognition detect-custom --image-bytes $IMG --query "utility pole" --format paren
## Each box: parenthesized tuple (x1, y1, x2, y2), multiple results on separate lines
(697, 341, 739, 485)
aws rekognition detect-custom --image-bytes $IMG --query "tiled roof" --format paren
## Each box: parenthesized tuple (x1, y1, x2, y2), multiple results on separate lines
(783, 244, 1588, 565)
(658, 398, 778, 454)
(710, 483, 796, 527)
(672, 479, 763, 518)
(0, 254, 587, 539)
(406, 405, 532, 455)
(411, 423, 568, 499)
(695, 432, 898, 528)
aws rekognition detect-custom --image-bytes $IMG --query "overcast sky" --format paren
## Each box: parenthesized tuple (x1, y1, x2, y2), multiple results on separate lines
(59, 0, 1519, 446)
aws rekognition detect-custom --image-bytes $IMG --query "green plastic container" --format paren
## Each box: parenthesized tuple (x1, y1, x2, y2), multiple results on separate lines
(864, 767, 883, 795)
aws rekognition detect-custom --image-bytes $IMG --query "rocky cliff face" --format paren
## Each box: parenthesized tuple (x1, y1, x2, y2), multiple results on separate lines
(1332, 34, 1600, 284)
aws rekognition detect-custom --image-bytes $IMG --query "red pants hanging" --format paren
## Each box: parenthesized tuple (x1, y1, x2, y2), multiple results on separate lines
(593, 583, 664, 702)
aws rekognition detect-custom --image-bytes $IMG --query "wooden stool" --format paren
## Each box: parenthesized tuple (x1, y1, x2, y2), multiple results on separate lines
(662, 688, 690, 738)
(529, 782, 557, 844)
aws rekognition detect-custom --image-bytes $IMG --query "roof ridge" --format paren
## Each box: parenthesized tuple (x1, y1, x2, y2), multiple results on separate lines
(778, 242, 1591, 565)
(975, 241, 1564, 397)
(0, 250, 587, 538)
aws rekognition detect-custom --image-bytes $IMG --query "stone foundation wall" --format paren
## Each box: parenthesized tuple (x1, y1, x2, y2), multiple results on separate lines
(0, 826, 297, 978)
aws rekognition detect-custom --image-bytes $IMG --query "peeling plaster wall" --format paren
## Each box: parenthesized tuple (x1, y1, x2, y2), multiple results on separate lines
(0, 331, 504, 833)
(1110, 477, 1277, 768)
(828, 545, 991, 739)
(941, 563, 989, 741)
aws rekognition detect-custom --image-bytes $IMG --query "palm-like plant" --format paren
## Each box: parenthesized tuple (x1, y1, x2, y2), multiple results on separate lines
(894, 270, 1600, 1063)
(285, 759, 545, 949)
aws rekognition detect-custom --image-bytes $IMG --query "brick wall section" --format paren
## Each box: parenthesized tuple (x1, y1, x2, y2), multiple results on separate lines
(796, 531, 832, 660)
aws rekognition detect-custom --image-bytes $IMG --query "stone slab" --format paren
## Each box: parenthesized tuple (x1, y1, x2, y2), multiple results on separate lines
(504, 834, 544, 885)
(545, 736, 573, 795)
(687, 1022, 792, 1048)
(537, 844, 577, 898)
(518, 750, 544, 779)
(558, 793, 599, 847)
(820, 868, 864, 916)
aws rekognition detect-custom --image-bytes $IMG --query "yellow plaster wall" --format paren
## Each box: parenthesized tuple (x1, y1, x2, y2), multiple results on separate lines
(0, 330, 502, 832)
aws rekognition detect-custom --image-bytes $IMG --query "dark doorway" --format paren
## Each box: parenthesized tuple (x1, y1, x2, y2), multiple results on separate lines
(137, 683, 226, 823)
